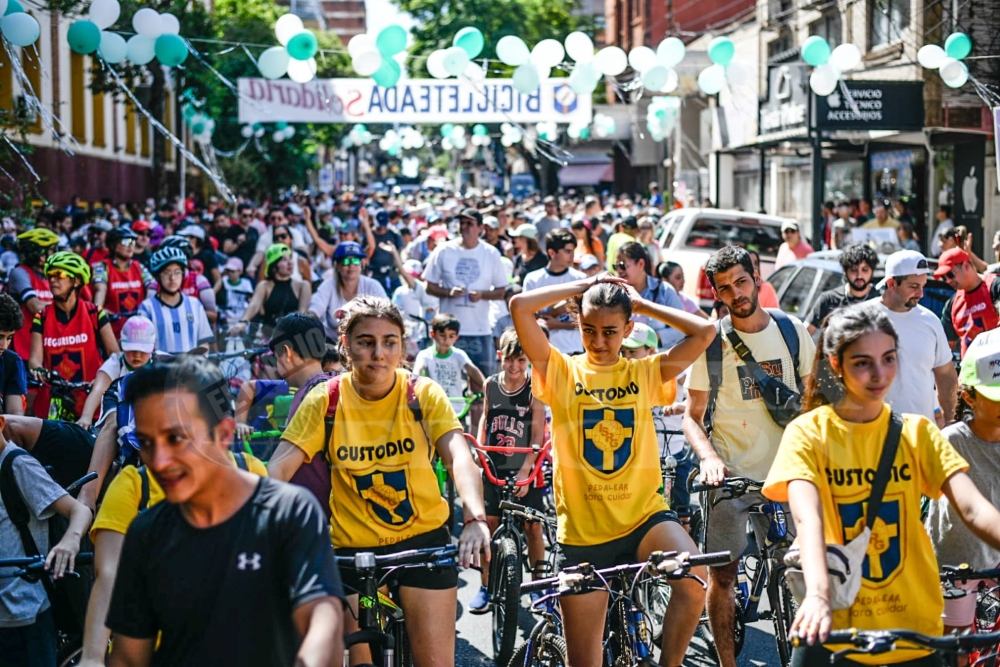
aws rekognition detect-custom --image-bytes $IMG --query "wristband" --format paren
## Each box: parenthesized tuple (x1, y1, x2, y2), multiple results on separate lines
(464, 516, 488, 527)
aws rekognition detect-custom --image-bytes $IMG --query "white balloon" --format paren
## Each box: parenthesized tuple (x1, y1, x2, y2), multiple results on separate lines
(594, 46, 627, 76)
(658, 68, 679, 93)
(642, 65, 670, 91)
(442, 137, 453, 151)
(241, 125, 253, 138)
(531, 39, 565, 69)
(348, 33, 376, 58)
(564, 31, 594, 63)
(512, 63, 540, 94)
(463, 61, 485, 82)
(628, 46, 657, 73)
(441, 46, 470, 76)
(452, 125, 466, 138)
(275, 14, 304, 46)
(724, 60, 749, 86)
(917, 44, 947, 69)
(352, 49, 382, 76)
(255, 128, 265, 138)
(258, 46, 290, 79)
(809, 62, 840, 96)
(125, 34, 156, 65)
(656, 37, 685, 68)
(426, 49, 451, 79)
(829, 43, 861, 71)
(697, 64, 726, 95)
(98, 31, 127, 63)
(159, 13, 180, 36)
(939, 58, 968, 87)
(88, 0, 120, 30)
(132, 8, 162, 38)
(287, 57, 317, 83)
(496, 35, 530, 66)
(1, 13, 39, 47)
(273, 130, 286, 143)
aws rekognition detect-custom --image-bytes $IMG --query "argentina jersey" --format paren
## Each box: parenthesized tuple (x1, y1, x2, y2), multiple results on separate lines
(139, 294, 214, 355)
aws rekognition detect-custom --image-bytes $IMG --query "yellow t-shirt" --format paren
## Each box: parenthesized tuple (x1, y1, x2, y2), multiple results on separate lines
(763, 404, 968, 665)
(89, 453, 268, 541)
(282, 370, 462, 549)
(533, 344, 676, 546)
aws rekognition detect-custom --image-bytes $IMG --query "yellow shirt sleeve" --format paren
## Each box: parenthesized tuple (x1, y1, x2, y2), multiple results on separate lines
(914, 416, 968, 499)
(414, 377, 463, 446)
(643, 354, 677, 406)
(762, 415, 824, 503)
(531, 344, 568, 404)
(281, 381, 331, 463)
(90, 466, 144, 540)
(242, 452, 269, 477)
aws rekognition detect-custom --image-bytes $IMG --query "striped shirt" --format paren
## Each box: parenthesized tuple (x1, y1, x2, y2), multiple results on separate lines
(138, 294, 213, 355)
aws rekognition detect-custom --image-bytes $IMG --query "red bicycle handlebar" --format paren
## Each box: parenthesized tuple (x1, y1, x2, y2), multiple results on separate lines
(464, 433, 551, 488)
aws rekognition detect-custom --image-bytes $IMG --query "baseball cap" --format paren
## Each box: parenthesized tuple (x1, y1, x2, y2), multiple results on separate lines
(131, 220, 152, 233)
(224, 257, 244, 273)
(459, 208, 483, 224)
(960, 341, 1000, 402)
(427, 225, 450, 240)
(178, 225, 205, 240)
(622, 216, 638, 230)
(622, 322, 659, 350)
(578, 254, 600, 270)
(934, 248, 972, 278)
(508, 224, 538, 240)
(120, 316, 157, 354)
(781, 220, 799, 232)
(375, 210, 389, 227)
(287, 203, 304, 216)
(483, 216, 499, 229)
(876, 249, 932, 289)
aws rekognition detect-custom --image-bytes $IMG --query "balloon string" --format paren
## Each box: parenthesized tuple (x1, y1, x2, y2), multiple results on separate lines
(104, 63, 236, 203)
(2, 41, 80, 156)
(1, 133, 40, 181)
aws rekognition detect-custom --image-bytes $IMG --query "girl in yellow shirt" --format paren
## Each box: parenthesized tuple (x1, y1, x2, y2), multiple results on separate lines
(509, 273, 715, 667)
(763, 301, 1000, 666)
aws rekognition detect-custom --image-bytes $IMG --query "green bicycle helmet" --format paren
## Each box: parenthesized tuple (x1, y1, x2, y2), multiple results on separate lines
(44, 251, 92, 285)
(17, 228, 60, 265)
(265, 243, 293, 276)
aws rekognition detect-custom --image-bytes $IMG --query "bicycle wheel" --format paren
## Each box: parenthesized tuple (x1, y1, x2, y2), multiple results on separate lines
(507, 631, 567, 667)
(768, 568, 798, 667)
(636, 579, 670, 647)
(493, 535, 523, 667)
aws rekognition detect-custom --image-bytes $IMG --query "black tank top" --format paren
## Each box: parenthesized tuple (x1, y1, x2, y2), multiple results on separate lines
(482, 373, 534, 475)
(260, 279, 298, 328)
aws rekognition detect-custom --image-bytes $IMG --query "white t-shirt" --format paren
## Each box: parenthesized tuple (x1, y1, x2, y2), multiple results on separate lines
(308, 275, 387, 340)
(414, 345, 473, 415)
(879, 302, 953, 422)
(422, 240, 508, 336)
(97, 352, 135, 382)
(522, 265, 586, 353)
(686, 315, 815, 481)
(222, 277, 254, 323)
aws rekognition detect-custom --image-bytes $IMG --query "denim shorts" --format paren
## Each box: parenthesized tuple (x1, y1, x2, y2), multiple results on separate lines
(455, 335, 496, 377)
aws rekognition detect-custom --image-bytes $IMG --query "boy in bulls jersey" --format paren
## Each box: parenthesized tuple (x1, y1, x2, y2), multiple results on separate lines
(470, 327, 546, 614)
(92, 227, 154, 337)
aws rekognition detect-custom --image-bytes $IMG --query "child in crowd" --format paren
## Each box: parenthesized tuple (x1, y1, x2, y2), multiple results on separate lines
(413, 313, 486, 422)
(77, 315, 157, 429)
(322, 344, 343, 375)
(470, 328, 547, 613)
(217, 256, 253, 327)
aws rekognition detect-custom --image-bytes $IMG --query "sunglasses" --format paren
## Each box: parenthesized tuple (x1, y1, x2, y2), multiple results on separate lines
(135, 231, 151, 237)
(241, 213, 253, 218)
(119, 238, 135, 247)
(274, 234, 290, 241)
(339, 257, 362, 266)
(615, 260, 628, 271)
(47, 270, 73, 280)
(782, 229, 797, 235)
(943, 270, 955, 280)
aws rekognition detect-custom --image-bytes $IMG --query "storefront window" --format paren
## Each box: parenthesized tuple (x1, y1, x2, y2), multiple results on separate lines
(871, 149, 919, 201)
(824, 160, 864, 202)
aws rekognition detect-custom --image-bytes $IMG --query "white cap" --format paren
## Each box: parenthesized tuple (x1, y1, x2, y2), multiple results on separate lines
(876, 249, 931, 289)
(178, 225, 205, 240)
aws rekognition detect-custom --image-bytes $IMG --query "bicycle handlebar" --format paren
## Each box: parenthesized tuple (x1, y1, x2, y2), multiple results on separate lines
(0, 553, 95, 579)
(66, 471, 98, 496)
(497, 500, 553, 526)
(466, 433, 550, 488)
(690, 476, 765, 495)
(27, 368, 91, 391)
(206, 346, 269, 361)
(813, 629, 1000, 658)
(334, 544, 458, 571)
(940, 564, 1000, 583)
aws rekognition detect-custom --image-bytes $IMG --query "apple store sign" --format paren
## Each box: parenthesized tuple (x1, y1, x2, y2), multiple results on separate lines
(954, 139, 986, 223)
(814, 81, 924, 132)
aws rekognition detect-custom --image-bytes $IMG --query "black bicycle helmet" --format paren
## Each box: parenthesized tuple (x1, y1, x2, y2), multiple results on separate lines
(106, 226, 137, 253)
(149, 246, 188, 274)
(158, 235, 194, 260)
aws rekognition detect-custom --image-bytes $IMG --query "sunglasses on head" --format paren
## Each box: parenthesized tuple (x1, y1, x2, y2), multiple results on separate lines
(339, 257, 362, 266)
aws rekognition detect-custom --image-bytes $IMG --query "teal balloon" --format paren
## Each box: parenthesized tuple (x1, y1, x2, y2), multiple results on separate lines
(453, 27, 484, 58)
(376, 25, 407, 57)
(707, 36, 735, 66)
(190, 120, 206, 135)
(98, 31, 127, 63)
(67, 20, 101, 55)
(275, 121, 288, 131)
(4, 0, 23, 16)
(801, 35, 831, 66)
(183, 104, 196, 120)
(154, 33, 187, 67)
(472, 123, 487, 136)
(355, 123, 367, 132)
(441, 123, 455, 138)
(945, 32, 972, 60)
(287, 31, 318, 61)
(371, 57, 401, 88)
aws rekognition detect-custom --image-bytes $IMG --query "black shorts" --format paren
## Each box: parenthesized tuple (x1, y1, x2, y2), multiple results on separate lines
(483, 476, 546, 516)
(30, 421, 95, 489)
(336, 525, 457, 594)
(557, 511, 679, 571)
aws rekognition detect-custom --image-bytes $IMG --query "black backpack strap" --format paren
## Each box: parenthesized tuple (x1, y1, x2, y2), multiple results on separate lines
(138, 466, 150, 512)
(704, 320, 724, 430)
(766, 309, 802, 390)
(866, 411, 903, 530)
(234, 452, 249, 471)
(1, 449, 41, 559)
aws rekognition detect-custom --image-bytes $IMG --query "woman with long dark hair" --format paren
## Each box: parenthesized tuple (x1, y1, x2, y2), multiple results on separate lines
(571, 218, 605, 266)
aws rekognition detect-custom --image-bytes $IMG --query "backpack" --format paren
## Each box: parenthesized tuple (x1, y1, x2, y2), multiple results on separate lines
(704, 308, 802, 430)
(0, 449, 93, 639)
(137, 453, 249, 512)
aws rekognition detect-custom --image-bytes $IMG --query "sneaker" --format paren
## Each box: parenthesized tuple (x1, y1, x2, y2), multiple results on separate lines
(469, 585, 491, 614)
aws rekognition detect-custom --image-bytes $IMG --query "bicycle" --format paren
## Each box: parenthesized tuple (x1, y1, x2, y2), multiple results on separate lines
(519, 550, 732, 667)
(206, 339, 270, 392)
(940, 564, 1000, 666)
(810, 628, 1000, 666)
(431, 396, 483, 532)
(27, 369, 91, 422)
(691, 476, 798, 666)
(469, 436, 551, 667)
(334, 544, 458, 667)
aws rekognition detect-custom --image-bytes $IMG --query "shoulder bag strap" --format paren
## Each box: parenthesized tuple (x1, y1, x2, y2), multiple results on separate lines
(138, 465, 150, 512)
(766, 309, 802, 389)
(720, 316, 765, 375)
(865, 411, 903, 530)
(0, 449, 40, 558)
(704, 321, 724, 430)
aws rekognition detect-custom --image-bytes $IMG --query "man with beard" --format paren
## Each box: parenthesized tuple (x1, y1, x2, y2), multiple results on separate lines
(878, 250, 957, 426)
(806, 244, 879, 335)
(682, 246, 814, 667)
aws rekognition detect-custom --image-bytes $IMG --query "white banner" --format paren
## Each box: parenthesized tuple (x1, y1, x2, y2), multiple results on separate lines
(237, 78, 592, 125)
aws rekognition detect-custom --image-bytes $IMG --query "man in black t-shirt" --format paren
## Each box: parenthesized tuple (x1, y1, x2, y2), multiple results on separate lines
(223, 204, 260, 273)
(106, 358, 344, 667)
(806, 244, 880, 334)
(367, 210, 403, 294)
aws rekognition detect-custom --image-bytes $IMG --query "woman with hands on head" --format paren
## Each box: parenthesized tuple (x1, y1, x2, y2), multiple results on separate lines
(509, 271, 715, 667)
(267, 296, 490, 667)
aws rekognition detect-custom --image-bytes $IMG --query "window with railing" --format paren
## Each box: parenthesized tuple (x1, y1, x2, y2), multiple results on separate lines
(869, 0, 909, 47)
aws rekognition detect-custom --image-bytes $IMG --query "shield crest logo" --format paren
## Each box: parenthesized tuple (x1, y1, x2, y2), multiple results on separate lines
(838, 497, 902, 585)
(581, 407, 634, 475)
(353, 468, 415, 528)
(52, 350, 84, 383)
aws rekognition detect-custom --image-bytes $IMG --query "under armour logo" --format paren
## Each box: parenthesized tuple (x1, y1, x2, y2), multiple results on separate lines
(236, 552, 262, 571)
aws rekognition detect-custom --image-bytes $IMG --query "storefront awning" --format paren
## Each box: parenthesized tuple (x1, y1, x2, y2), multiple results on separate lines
(558, 162, 614, 186)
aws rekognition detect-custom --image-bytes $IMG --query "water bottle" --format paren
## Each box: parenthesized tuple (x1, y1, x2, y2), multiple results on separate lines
(631, 606, 651, 659)
(736, 559, 750, 601)
(662, 455, 677, 508)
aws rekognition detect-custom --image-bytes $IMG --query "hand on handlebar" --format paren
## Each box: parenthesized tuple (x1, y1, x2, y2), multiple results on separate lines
(513, 480, 530, 499)
(699, 455, 729, 487)
(790, 594, 832, 646)
(458, 519, 491, 569)
(228, 322, 247, 337)
(29, 367, 46, 383)
(235, 423, 255, 441)
(45, 534, 80, 580)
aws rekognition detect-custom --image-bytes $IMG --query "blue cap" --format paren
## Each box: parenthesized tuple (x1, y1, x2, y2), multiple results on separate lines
(333, 241, 365, 260)
(375, 210, 389, 226)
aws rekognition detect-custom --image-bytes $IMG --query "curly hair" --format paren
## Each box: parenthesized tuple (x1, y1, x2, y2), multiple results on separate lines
(0, 292, 23, 332)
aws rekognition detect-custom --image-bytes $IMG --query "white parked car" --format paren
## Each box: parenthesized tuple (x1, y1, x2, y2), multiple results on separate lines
(656, 208, 800, 309)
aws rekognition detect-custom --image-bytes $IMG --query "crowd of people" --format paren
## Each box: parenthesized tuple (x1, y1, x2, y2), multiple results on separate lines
(1, 186, 1000, 667)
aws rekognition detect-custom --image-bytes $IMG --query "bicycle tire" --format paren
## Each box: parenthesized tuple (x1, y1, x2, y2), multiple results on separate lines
(493, 535, 522, 667)
(507, 631, 567, 667)
(697, 584, 745, 661)
(392, 619, 412, 667)
(57, 643, 81, 667)
(636, 578, 670, 647)
(769, 568, 798, 667)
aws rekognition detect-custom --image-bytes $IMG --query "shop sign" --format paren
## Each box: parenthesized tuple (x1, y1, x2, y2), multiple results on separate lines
(759, 65, 808, 135)
(814, 81, 924, 131)
(954, 138, 985, 224)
